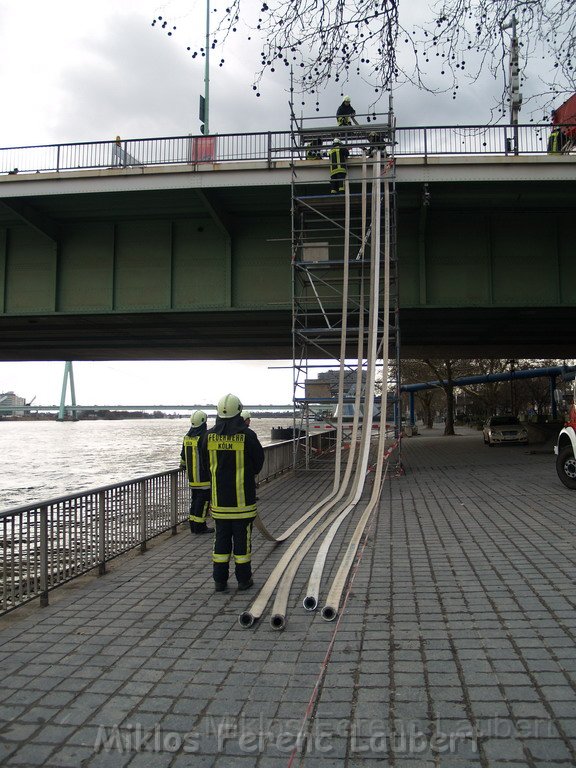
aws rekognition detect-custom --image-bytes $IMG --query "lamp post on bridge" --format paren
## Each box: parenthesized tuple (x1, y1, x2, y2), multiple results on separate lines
(199, 0, 210, 135)
(502, 15, 522, 156)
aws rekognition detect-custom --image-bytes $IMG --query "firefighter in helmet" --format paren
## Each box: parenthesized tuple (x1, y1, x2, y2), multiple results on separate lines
(328, 138, 350, 194)
(547, 126, 568, 154)
(200, 394, 265, 592)
(336, 95, 358, 127)
(180, 410, 213, 534)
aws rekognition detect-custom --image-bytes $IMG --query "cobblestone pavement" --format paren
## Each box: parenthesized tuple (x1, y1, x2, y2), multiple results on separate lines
(0, 427, 574, 767)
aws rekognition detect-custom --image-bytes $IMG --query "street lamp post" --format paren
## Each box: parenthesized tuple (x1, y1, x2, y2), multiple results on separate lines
(199, 0, 210, 135)
(502, 15, 522, 155)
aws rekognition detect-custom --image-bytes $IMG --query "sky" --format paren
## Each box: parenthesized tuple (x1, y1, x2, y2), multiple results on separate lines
(0, 0, 529, 148)
(0, 1, 566, 406)
(0, 360, 296, 409)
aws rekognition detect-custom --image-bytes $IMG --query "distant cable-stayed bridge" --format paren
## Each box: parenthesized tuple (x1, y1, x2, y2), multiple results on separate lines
(0, 403, 294, 413)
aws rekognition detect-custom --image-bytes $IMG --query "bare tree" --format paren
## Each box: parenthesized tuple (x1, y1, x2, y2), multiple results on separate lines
(416, 389, 442, 430)
(514, 358, 562, 417)
(420, 359, 466, 436)
(154, 1, 576, 115)
(459, 358, 512, 417)
(398, 358, 443, 429)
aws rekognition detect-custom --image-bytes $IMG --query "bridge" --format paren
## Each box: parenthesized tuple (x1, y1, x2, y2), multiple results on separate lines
(1, 123, 575, 361)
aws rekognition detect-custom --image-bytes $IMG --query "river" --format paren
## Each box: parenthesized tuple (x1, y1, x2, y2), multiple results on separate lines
(0, 416, 295, 512)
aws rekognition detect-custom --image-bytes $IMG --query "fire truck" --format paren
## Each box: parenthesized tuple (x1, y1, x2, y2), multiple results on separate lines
(555, 378, 576, 489)
(551, 93, 576, 153)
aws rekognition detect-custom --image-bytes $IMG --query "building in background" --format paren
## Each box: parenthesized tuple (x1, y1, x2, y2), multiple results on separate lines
(0, 391, 26, 417)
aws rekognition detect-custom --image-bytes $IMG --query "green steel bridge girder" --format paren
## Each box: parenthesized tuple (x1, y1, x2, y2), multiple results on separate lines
(0, 163, 575, 361)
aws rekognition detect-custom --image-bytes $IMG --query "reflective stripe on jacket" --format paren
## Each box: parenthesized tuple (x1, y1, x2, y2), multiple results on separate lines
(329, 146, 349, 176)
(201, 415, 265, 519)
(180, 425, 211, 488)
(547, 129, 567, 154)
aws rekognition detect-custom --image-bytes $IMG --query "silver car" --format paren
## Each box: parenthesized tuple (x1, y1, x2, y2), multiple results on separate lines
(483, 415, 528, 447)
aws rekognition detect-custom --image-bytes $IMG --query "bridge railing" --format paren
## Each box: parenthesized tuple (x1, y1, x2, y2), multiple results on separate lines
(0, 124, 562, 176)
(0, 432, 326, 616)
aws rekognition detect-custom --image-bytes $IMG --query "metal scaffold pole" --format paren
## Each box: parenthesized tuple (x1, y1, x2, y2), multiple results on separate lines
(289, 100, 401, 468)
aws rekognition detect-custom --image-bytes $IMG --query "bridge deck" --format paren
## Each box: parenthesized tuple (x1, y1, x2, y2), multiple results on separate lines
(296, 122, 394, 152)
(0, 427, 574, 766)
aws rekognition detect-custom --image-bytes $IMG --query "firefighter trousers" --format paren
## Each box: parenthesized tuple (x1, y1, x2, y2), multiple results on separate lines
(330, 171, 346, 193)
(189, 487, 211, 532)
(212, 518, 254, 585)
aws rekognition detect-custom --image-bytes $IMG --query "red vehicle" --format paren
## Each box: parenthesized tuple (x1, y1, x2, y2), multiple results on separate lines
(551, 93, 576, 150)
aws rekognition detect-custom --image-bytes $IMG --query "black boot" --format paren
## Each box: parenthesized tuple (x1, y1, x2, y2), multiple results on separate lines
(194, 522, 214, 535)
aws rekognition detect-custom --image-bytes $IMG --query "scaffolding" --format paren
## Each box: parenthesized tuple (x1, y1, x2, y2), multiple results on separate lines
(289, 105, 401, 472)
(237, 106, 402, 631)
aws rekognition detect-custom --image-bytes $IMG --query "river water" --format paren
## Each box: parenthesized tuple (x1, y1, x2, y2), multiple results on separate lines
(0, 417, 294, 512)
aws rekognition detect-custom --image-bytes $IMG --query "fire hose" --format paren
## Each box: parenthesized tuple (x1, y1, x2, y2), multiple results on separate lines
(240, 153, 393, 628)
(270, 157, 384, 629)
(321, 174, 391, 621)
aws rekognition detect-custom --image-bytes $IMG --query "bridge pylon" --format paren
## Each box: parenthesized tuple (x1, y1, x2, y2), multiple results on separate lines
(57, 361, 78, 422)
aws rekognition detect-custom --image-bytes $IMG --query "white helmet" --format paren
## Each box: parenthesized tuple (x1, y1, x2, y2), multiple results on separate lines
(217, 393, 242, 419)
(343, 95, 351, 102)
(190, 410, 207, 427)
(333, 138, 342, 145)
(241, 410, 251, 421)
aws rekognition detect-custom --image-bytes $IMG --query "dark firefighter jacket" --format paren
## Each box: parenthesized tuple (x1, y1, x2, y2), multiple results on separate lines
(180, 423, 211, 488)
(336, 102, 356, 124)
(329, 145, 349, 177)
(547, 128, 568, 154)
(199, 413, 265, 519)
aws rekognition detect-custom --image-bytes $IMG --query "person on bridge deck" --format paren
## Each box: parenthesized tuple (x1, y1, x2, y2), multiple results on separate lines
(241, 409, 251, 427)
(200, 394, 265, 592)
(336, 95, 358, 127)
(366, 131, 387, 159)
(547, 126, 569, 154)
(305, 137, 324, 159)
(180, 410, 213, 535)
(328, 139, 349, 194)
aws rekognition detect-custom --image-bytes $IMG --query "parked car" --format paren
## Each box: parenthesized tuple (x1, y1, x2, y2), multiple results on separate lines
(482, 415, 528, 447)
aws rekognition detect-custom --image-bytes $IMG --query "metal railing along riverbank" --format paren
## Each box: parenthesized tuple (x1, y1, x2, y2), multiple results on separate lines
(0, 122, 566, 176)
(0, 432, 333, 617)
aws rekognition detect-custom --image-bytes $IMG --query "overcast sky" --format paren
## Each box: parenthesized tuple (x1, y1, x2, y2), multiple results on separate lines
(0, 1, 562, 406)
(0, 0, 525, 147)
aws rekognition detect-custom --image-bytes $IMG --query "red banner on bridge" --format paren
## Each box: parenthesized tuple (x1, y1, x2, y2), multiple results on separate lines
(190, 136, 217, 163)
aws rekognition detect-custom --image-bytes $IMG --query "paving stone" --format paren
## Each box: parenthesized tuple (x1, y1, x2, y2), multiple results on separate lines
(45, 745, 96, 766)
(0, 721, 42, 743)
(524, 738, 574, 761)
(6, 742, 57, 765)
(508, 702, 551, 719)
(171, 755, 216, 767)
(84, 750, 134, 767)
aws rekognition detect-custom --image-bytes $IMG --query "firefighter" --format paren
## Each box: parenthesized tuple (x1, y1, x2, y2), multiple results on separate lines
(200, 393, 265, 592)
(306, 137, 324, 159)
(241, 409, 251, 427)
(547, 127, 568, 154)
(328, 139, 350, 194)
(336, 96, 358, 127)
(180, 410, 213, 534)
(366, 131, 387, 159)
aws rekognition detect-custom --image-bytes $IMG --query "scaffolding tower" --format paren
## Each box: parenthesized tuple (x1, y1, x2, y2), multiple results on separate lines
(289, 107, 401, 471)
